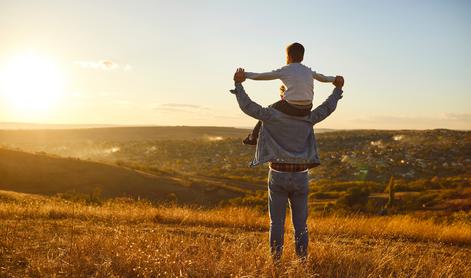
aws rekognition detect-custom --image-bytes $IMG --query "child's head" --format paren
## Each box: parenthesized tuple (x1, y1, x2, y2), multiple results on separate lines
(286, 42, 304, 64)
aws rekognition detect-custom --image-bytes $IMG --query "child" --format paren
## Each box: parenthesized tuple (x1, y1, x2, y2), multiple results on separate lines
(243, 42, 341, 145)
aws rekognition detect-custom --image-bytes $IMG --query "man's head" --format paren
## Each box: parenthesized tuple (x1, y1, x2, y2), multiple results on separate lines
(286, 42, 304, 64)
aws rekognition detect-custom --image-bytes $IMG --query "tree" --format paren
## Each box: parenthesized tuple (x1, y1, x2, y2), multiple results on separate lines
(336, 187, 370, 211)
(386, 176, 395, 208)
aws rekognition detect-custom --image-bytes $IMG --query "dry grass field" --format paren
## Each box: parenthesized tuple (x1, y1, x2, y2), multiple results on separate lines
(1, 190, 470, 277)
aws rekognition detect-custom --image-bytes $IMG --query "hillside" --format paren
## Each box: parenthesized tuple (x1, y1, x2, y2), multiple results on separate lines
(0, 190, 469, 277)
(0, 128, 470, 276)
(0, 128, 469, 215)
(0, 125, 335, 144)
(0, 126, 251, 143)
(0, 122, 119, 130)
(1, 128, 468, 182)
(0, 148, 247, 204)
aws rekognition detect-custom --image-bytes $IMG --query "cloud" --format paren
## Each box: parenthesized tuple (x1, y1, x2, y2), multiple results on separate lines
(110, 100, 132, 106)
(74, 60, 132, 71)
(444, 113, 471, 121)
(154, 103, 211, 113)
(150, 103, 248, 124)
(160, 103, 203, 109)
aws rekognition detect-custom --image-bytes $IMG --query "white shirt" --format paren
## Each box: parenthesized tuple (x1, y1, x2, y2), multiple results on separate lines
(245, 63, 335, 105)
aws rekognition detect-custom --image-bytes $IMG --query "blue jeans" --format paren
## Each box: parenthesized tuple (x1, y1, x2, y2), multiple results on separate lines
(268, 168, 309, 260)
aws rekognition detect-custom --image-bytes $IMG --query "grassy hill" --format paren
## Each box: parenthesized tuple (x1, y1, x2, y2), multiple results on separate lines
(0, 128, 469, 215)
(0, 190, 469, 277)
(0, 125, 335, 144)
(1, 128, 467, 183)
(0, 126, 252, 143)
(0, 148, 248, 204)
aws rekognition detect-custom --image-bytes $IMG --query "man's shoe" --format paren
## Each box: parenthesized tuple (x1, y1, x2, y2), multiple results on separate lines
(243, 134, 257, 145)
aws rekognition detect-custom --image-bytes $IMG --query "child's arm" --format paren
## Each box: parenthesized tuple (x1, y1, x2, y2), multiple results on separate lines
(245, 68, 283, 80)
(312, 71, 336, 83)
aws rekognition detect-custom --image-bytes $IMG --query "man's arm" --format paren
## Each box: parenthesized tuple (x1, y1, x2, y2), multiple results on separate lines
(309, 87, 343, 124)
(245, 68, 283, 80)
(230, 83, 274, 122)
(312, 71, 336, 83)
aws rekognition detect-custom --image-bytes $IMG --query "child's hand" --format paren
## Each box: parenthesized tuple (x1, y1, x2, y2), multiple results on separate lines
(233, 68, 246, 83)
(333, 76, 344, 88)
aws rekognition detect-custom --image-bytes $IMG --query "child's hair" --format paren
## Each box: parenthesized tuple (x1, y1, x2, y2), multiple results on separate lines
(286, 42, 304, 63)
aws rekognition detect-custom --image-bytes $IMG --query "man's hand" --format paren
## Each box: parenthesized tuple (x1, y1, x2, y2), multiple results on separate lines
(233, 68, 246, 83)
(333, 75, 344, 89)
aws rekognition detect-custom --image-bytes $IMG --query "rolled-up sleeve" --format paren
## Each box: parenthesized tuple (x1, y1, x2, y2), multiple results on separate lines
(309, 88, 343, 124)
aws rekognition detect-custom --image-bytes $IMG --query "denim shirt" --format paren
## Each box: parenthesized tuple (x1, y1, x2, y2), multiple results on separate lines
(230, 83, 343, 167)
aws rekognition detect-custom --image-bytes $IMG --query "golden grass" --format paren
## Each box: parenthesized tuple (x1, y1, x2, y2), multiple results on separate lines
(0, 190, 470, 277)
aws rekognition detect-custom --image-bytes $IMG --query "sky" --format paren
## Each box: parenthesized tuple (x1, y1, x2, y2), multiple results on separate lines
(0, 0, 470, 129)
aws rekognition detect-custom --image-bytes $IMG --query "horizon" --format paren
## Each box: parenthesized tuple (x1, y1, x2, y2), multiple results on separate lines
(0, 121, 469, 131)
(1, 0, 470, 130)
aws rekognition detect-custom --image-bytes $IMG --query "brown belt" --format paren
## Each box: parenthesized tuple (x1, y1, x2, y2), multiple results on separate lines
(270, 163, 311, 172)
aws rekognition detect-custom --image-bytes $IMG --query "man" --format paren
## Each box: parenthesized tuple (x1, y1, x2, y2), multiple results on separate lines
(230, 68, 344, 261)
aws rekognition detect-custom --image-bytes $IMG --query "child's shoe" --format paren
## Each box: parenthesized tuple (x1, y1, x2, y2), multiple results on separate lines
(243, 134, 257, 145)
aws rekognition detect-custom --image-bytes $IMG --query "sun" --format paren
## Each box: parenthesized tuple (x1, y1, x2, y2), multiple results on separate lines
(0, 54, 65, 113)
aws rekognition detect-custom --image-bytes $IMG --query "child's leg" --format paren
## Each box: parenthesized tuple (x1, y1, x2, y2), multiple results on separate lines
(251, 121, 262, 140)
(273, 101, 312, 117)
(243, 121, 261, 145)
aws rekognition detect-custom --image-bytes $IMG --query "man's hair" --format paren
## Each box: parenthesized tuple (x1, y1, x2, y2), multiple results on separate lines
(286, 42, 304, 63)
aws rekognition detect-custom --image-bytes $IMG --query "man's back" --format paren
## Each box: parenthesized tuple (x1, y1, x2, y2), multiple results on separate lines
(230, 82, 343, 167)
(255, 109, 319, 166)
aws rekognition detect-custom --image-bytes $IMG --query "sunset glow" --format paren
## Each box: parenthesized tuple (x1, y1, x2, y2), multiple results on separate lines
(0, 1, 469, 129)
(0, 54, 65, 114)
